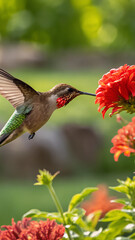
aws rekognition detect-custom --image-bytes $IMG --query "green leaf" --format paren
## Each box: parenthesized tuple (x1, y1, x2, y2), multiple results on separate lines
(122, 209, 135, 216)
(23, 209, 42, 218)
(83, 238, 92, 240)
(96, 228, 118, 240)
(87, 211, 102, 229)
(23, 209, 62, 222)
(110, 178, 135, 208)
(90, 227, 103, 238)
(123, 223, 135, 233)
(110, 185, 128, 195)
(111, 198, 129, 206)
(70, 207, 86, 218)
(64, 208, 85, 221)
(64, 208, 89, 231)
(68, 223, 84, 237)
(109, 218, 131, 235)
(68, 187, 97, 211)
(101, 209, 133, 222)
(129, 232, 135, 238)
(114, 237, 130, 240)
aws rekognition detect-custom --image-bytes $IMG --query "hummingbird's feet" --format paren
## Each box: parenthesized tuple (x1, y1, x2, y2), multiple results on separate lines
(28, 132, 35, 140)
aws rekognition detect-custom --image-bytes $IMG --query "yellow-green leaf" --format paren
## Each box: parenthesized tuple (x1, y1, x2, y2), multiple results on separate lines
(68, 187, 97, 212)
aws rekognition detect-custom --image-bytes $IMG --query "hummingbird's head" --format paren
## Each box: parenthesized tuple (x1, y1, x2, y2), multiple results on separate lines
(49, 84, 96, 109)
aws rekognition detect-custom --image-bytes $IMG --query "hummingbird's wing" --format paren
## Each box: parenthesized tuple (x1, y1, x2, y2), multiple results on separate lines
(0, 69, 39, 108)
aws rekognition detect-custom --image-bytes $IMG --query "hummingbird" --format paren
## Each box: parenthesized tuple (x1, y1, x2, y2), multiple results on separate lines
(0, 69, 96, 146)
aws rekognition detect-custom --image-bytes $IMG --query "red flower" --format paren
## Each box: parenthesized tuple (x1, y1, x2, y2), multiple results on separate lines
(0, 218, 65, 240)
(110, 117, 135, 161)
(95, 64, 135, 118)
(81, 185, 123, 218)
(0, 218, 31, 240)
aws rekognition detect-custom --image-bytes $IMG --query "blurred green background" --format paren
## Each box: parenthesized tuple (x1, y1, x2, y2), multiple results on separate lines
(0, 0, 135, 51)
(0, 0, 135, 225)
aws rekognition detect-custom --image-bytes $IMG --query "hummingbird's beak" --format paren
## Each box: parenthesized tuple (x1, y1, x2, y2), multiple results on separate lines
(78, 91, 96, 97)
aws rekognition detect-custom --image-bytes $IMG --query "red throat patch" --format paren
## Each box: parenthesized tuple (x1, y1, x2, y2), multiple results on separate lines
(56, 97, 67, 108)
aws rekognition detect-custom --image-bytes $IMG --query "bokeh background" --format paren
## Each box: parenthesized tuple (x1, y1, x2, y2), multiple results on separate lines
(0, 0, 135, 225)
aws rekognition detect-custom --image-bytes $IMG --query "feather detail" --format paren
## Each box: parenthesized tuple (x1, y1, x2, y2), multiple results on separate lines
(0, 110, 28, 136)
(0, 69, 39, 108)
(0, 133, 11, 145)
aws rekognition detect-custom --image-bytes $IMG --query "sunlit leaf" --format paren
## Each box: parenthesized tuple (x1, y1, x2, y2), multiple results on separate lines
(109, 218, 131, 235)
(68, 223, 84, 237)
(23, 209, 42, 218)
(129, 232, 135, 238)
(87, 211, 102, 229)
(64, 208, 89, 231)
(101, 209, 133, 222)
(123, 223, 135, 233)
(111, 198, 129, 205)
(68, 187, 97, 211)
(90, 227, 102, 238)
(23, 209, 62, 222)
(114, 237, 131, 240)
(110, 185, 128, 195)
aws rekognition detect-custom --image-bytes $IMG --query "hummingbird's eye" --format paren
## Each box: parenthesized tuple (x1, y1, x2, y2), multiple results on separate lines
(68, 88, 74, 93)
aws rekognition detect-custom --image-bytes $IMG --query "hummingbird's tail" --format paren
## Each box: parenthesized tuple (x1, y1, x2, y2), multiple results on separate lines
(0, 109, 27, 146)
(0, 132, 11, 146)
(0, 128, 24, 146)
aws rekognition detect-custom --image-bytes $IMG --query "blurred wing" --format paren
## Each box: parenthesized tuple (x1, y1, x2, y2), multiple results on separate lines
(0, 69, 39, 108)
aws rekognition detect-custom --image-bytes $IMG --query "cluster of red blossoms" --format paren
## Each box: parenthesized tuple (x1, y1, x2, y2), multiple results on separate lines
(110, 117, 135, 161)
(81, 185, 123, 218)
(95, 64, 135, 118)
(95, 64, 135, 161)
(0, 218, 65, 240)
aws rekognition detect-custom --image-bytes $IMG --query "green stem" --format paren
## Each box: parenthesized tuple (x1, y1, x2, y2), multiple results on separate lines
(48, 183, 72, 240)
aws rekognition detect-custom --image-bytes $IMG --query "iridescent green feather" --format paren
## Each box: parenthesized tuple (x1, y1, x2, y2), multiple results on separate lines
(0, 105, 32, 136)
(0, 110, 26, 135)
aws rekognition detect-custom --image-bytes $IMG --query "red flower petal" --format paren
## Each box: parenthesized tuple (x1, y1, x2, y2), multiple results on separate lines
(110, 117, 135, 161)
(81, 185, 123, 218)
(0, 218, 65, 240)
(95, 65, 135, 117)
